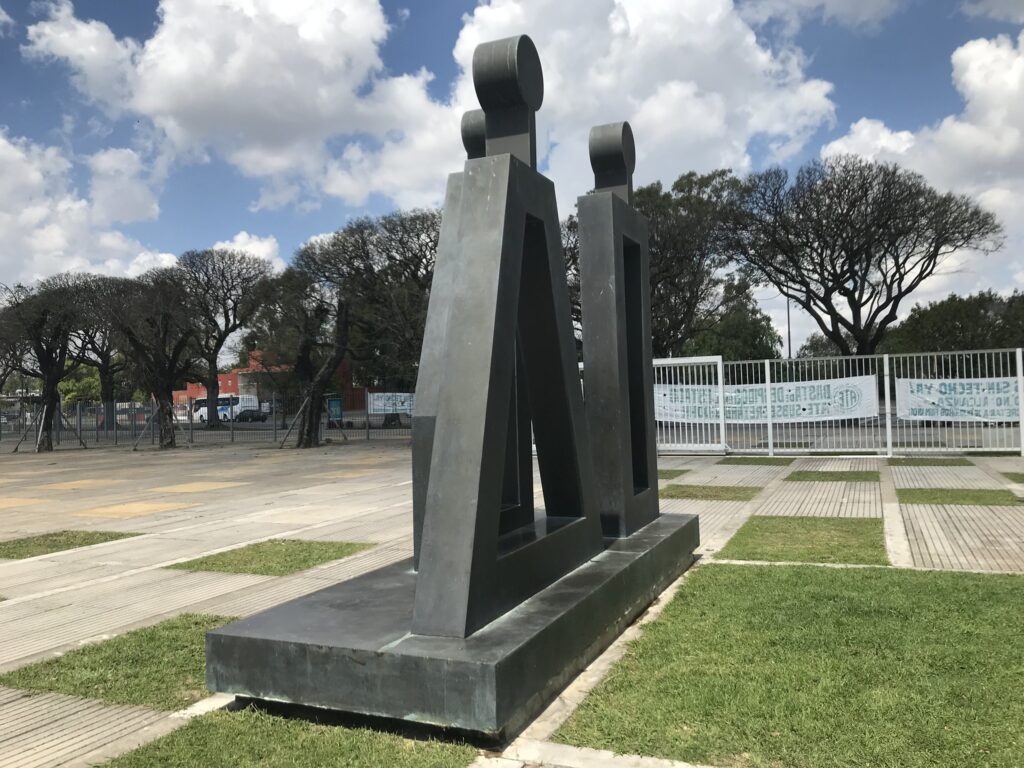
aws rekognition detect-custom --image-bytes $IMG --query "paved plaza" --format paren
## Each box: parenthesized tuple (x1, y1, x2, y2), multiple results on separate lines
(1, 443, 1023, 767)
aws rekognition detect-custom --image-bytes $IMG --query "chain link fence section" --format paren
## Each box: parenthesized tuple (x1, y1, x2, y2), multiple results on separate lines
(0, 389, 412, 451)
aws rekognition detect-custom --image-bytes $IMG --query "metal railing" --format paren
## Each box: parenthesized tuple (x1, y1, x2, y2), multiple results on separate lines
(5, 349, 1023, 456)
(654, 348, 1024, 456)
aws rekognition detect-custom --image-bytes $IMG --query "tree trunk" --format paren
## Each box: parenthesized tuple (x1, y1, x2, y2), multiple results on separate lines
(205, 360, 221, 429)
(99, 366, 116, 431)
(36, 378, 60, 452)
(296, 385, 324, 448)
(156, 390, 177, 449)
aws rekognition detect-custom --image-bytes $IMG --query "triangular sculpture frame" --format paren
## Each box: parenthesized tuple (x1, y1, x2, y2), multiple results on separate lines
(412, 36, 602, 638)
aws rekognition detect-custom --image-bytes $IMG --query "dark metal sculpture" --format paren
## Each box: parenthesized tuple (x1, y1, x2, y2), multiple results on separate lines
(206, 33, 698, 739)
(578, 122, 660, 536)
(411, 35, 602, 638)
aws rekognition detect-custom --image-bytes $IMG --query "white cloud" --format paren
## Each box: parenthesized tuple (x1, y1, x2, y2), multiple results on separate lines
(739, 0, 903, 30)
(213, 231, 285, 272)
(821, 118, 915, 158)
(0, 4, 14, 35)
(962, 0, 1024, 23)
(87, 148, 159, 225)
(326, 0, 836, 214)
(24, 0, 837, 217)
(0, 130, 161, 285)
(823, 30, 1024, 310)
(22, 0, 139, 115)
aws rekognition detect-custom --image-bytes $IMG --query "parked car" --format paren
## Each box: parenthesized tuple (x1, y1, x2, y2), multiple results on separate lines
(234, 409, 268, 423)
(97, 407, 150, 429)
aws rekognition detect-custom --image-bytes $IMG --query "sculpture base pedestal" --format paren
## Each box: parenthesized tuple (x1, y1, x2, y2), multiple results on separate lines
(206, 513, 699, 740)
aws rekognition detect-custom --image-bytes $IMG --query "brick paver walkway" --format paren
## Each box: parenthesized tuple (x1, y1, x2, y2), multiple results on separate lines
(0, 445, 1022, 766)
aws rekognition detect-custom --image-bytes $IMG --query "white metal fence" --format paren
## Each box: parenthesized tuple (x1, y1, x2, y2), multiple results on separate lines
(654, 348, 1024, 456)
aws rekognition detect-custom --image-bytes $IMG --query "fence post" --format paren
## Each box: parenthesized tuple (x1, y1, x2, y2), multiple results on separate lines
(76, 402, 82, 442)
(230, 401, 235, 443)
(188, 398, 194, 444)
(716, 358, 726, 452)
(272, 394, 278, 443)
(883, 354, 894, 457)
(1016, 348, 1024, 457)
(365, 387, 371, 441)
(764, 360, 774, 457)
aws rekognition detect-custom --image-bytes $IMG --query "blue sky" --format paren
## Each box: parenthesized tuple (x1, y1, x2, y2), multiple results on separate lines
(1, 0, 1022, 346)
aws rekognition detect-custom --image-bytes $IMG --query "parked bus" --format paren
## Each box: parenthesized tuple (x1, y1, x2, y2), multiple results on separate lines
(192, 394, 258, 423)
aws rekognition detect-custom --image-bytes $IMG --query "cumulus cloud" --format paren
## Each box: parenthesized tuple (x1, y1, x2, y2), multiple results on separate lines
(213, 231, 285, 272)
(22, 0, 139, 114)
(328, 0, 836, 214)
(823, 30, 1024, 306)
(0, 4, 14, 35)
(739, 0, 903, 30)
(23, 0, 837, 217)
(0, 131, 162, 285)
(87, 148, 160, 225)
(962, 0, 1024, 23)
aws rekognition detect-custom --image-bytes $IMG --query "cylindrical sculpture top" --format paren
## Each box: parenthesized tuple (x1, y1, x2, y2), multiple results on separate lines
(472, 35, 544, 112)
(461, 110, 486, 159)
(589, 122, 636, 179)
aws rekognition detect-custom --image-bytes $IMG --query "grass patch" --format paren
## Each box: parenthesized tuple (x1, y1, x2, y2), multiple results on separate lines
(168, 539, 373, 576)
(657, 468, 690, 480)
(0, 530, 138, 559)
(1003, 472, 1024, 484)
(889, 457, 973, 466)
(717, 456, 795, 466)
(556, 564, 1024, 767)
(660, 485, 761, 502)
(785, 470, 880, 482)
(104, 708, 476, 768)
(896, 488, 1024, 506)
(717, 516, 888, 565)
(0, 614, 230, 710)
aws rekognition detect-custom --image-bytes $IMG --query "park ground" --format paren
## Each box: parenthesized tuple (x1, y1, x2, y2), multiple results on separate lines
(0, 443, 1022, 767)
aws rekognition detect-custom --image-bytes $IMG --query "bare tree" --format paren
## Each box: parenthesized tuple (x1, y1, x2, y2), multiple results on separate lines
(106, 270, 200, 449)
(178, 249, 273, 428)
(730, 155, 1004, 355)
(0, 275, 86, 451)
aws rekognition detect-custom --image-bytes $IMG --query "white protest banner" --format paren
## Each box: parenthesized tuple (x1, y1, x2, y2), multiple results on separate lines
(654, 375, 878, 424)
(368, 392, 415, 414)
(895, 378, 1020, 422)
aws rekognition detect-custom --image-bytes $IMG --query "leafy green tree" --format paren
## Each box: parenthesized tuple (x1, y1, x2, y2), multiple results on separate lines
(178, 249, 273, 429)
(564, 169, 746, 357)
(0, 274, 87, 451)
(103, 270, 201, 449)
(682, 280, 782, 360)
(883, 291, 1024, 353)
(58, 366, 101, 404)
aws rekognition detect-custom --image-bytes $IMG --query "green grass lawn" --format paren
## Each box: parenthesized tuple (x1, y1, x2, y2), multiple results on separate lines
(168, 539, 373, 576)
(718, 456, 795, 466)
(660, 485, 762, 502)
(896, 488, 1024, 506)
(0, 614, 230, 710)
(556, 564, 1024, 767)
(103, 709, 476, 768)
(0, 530, 139, 559)
(785, 470, 880, 482)
(657, 468, 690, 480)
(1003, 472, 1024, 484)
(889, 457, 973, 467)
(717, 516, 888, 565)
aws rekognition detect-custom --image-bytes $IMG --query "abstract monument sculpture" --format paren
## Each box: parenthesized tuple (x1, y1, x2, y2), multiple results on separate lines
(206, 34, 699, 740)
